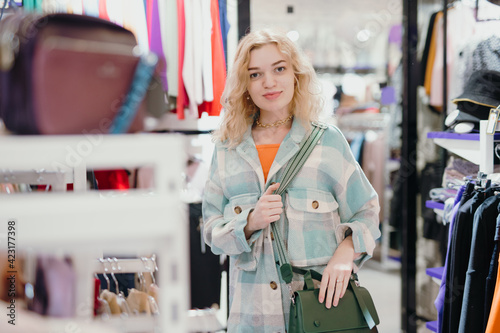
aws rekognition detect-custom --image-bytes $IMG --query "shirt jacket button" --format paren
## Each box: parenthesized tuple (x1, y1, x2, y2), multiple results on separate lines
(234, 206, 242, 214)
(270, 281, 278, 290)
(312, 200, 319, 209)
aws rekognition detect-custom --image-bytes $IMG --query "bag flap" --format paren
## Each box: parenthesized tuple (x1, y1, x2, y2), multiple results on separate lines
(293, 288, 371, 332)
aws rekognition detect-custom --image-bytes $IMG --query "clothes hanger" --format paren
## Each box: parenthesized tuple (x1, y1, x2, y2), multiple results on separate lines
(99, 258, 111, 290)
(111, 257, 132, 316)
(100, 259, 121, 315)
(96, 258, 112, 318)
(141, 257, 160, 315)
(148, 255, 160, 304)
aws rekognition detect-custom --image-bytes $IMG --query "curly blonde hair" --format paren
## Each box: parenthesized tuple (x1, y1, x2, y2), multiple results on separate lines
(213, 28, 323, 148)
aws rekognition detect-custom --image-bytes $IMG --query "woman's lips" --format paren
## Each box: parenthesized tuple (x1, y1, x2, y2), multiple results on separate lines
(263, 92, 281, 100)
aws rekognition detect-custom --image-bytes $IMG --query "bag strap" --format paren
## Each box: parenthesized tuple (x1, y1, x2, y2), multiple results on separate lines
(350, 278, 377, 329)
(109, 52, 158, 134)
(270, 122, 327, 283)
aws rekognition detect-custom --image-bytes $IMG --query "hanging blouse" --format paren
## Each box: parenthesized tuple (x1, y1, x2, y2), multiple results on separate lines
(183, 0, 204, 116)
(429, 4, 476, 113)
(176, 0, 189, 119)
(201, 0, 214, 102)
(218, 0, 230, 63)
(82, 0, 100, 17)
(149, 0, 168, 91)
(122, 0, 149, 54)
(105, 0, 124, 27)
(98, 0, 110, 21)
(199, 0, 226, 117)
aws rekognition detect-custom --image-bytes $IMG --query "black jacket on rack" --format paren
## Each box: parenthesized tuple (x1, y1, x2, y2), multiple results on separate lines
(189, 202, 223, 309)
(459, 193, 500, 333)
(442, 186, 492, 333)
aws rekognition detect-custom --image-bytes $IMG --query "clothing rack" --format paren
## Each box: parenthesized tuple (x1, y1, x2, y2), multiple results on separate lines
(94, 256, 158, 275)
(337, 113, 398, 270)
(337, 113, 391, 131)
(0, 169, 71, 191)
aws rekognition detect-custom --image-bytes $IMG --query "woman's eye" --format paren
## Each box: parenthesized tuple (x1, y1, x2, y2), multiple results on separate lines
(249, 72, 259, 79)
(276, 66, 286, 73)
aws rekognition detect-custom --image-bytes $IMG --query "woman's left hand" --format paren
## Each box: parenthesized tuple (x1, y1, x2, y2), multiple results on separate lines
(318, 235, 358, 309)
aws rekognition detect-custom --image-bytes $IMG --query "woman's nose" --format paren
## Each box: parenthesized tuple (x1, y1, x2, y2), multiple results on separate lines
(263, 73, 276, 88)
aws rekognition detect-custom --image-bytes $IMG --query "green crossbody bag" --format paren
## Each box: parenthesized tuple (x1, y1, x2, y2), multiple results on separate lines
(271, 122, 380, 333)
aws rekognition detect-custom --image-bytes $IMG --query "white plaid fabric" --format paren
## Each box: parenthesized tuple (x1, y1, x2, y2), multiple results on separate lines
(202, 119, 381, 332)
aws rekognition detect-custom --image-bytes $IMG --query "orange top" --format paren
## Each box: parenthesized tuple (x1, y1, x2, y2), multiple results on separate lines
(256, 144, 280, 182)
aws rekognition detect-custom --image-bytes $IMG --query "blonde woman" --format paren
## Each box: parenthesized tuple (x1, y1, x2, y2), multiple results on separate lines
(202, 28, 380, 332)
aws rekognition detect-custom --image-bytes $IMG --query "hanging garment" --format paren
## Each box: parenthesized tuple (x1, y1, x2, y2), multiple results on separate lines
(361, 131, 387, 222)
(189, 203, 222, 308)
(441, 187, 492, 333)
(105, 0, 124, 26)
(98, 0, 110, 21)
(420, 11, 441, 114)
(159, 0, 178, 97)
(127, 288, 151, 315)
(421, 162, 448, 264)
(82, 0, 100, 17)
(94, 170, 130, 190)
(176, 0, 189, 119)
(459, 193, 500, 333)
(30, 256, 76, 317)
(198, 0, 226, 117)
(484, 211, 500, 328)
(69, 0, 83, 14)
(101, 289, 121, 315)
(122, 0, 149, 53)
(348, 132, 365, 164)
(423, 11, 441, 98)
(23, 0, 43, 12)
(218, 0, 230, 63)
(201, 0, 214, 103)
(146, 0, 153, 44)
(435, 184, 467, 333)
(182, 0, 204, 116)
(485, 211, 500, 333)
(149, 0, 168, 92)
(429, 4, 476, 113)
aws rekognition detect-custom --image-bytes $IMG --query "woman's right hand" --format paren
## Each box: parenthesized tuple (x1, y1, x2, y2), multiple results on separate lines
(244, 182, 283, 239)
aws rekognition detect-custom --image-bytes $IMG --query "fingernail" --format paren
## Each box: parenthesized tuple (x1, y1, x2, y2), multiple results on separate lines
(318, 297, 323, 303)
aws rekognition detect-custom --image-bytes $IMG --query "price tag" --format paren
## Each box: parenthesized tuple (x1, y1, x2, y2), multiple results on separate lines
(486, 107, 500, 135)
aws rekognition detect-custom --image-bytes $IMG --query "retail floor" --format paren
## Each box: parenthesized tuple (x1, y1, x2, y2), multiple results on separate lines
(358, 259, 402, 333)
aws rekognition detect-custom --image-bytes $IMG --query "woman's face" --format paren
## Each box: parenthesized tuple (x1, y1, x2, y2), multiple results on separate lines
(247, 43, 295, 117)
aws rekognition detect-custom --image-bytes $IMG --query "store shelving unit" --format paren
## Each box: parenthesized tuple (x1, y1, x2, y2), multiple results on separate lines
(424, 266, 444, 332)
(425, 120, 499, 332)
(0, 133, 190, 332)
(427, 121, 500, 174)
